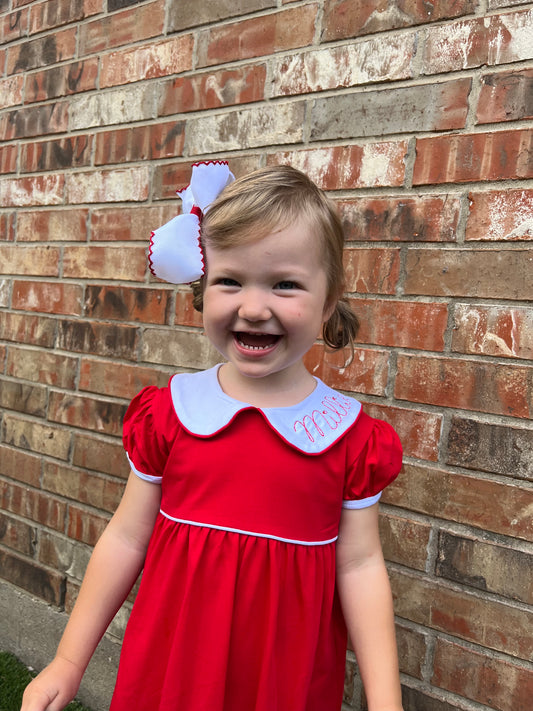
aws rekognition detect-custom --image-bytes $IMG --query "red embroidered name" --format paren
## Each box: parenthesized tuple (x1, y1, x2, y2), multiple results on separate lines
(293, 394, 353, 442)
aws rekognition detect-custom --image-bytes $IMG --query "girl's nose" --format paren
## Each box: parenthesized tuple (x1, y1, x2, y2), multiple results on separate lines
(238, 288, 271, 322)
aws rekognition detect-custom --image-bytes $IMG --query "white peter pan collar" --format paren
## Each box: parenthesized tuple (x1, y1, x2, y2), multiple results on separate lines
(169, 365, 362, 455)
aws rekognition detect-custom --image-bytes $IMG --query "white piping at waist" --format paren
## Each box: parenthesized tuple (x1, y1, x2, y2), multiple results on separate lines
(159, 509, 338, 547)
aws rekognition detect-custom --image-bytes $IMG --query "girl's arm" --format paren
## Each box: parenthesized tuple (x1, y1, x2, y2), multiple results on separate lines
(336, 503, 403, 711)
(21, 472, 161, 711)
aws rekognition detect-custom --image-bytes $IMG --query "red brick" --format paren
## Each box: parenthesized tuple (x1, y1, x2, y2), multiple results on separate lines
(7, 27, 76, 73)
(198, 5, 317, 67)
(337, 194, 461, 242)
(432, 638, 533, 711)
(0, 144, 17, 174)
(90, 204, 176, 241)
(21, 135, 92, 172)
(363, 402, 441, 462)
(94, 122, 185, 166)
(304, 343, 390, 397)
(413, 129, 533, 185)
(452, 303, 533, 360)
(466, 189, 533, 241)
(72, 433, 131, 478)
(0, 377, 47, 417)
(159, 65, 267, 115)
(16, 208, 89, 242)
(79, 358, 169, 398)
(379, 512, 430, 571)
(175, 291, 203, 328)
(395, 354, 532, 418)
(79, 1, 165, 55)
(351, 299, 448, 351)
(12, 280, 83, 316)
(0, 445, 41, 487)
(0, 212, 16, 241)
(56, 319, 139, 360)
(0, 480, 67, 532)
(0, 312, 56, 348)
(1, 7, 29, 42)
(29, 0, 102, 33)
(322, 0, 477, 40)
(404, 249, 533, 300)
(390, 570, 533, 660)
(477, 69, 533, 124)
(423, 9, 533, 74)
(48, 391, 127, 437)
(0, 511, 36, 556)
(6, 345, 78, 389)
(42, 462, 124, 514)
(63, 245, 147, 281)
(0, 175, 65, 207)
(395, 624, 427, 680)
(2, 103, 69, 141)
(67, 504, 110, 546)
(271, 142, 407, 190)
(343, 248, 401, 295)
(24, 58, 98, 102)
(382, 463, 533, 541)
(0, 245, 61, 276)
(85, 284, 171, 323)
(100, 35, 193, 87)
(0, 549, 64, 605)
(167, 0, 276, 32)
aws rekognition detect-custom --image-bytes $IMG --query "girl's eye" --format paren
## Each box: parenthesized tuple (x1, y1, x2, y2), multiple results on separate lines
(275, 281, 298, 290)
(218, 277, 240, 287)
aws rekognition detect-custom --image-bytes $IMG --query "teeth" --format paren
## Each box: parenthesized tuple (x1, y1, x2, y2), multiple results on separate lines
(237, 339, 272, 351)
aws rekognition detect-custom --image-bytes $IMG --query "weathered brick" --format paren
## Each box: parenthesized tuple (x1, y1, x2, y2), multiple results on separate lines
(1, 7, 29, 43)
(271, 34, 414, 96)
(395, 624, 427, 679)
(304, 343, 390, 397)
(390, 569, 533, 660)
(72, 433, 131, 478)
(2, 414, 71, 460)
(90, 204, 176, 241)
(311, 80, 470, 140)
(63, 245, 146, 281)
(47, 391, 126, 437)
(351, 299, 448, 351)
(477, 69, 533, 125)
(436, 531, 533, 604)
(101, 35, 194, 87)
(42, 462, 124, 513)
(379, 512, 430, 571)
(0, 479, 67, 532)
(0, 549, 64, 605)
(270, 142, 408, 189)
(404, 249, 533, 300)
(0, 212, 16, 241)
(344, 247, 401, 294)
(85, 285, 171, 323)
(0, 377, 47, 417)
(466, 188, 533, 241)
(6, 345, 78, 389)
(159, 65, 267, 115)
(69, 84, 158, 130)
(79, 2, 165, 55)
(423, 9, 533, 74)
(401, 685, 460, 711)
(7, 27, 76, 73)
(29, 0, 101, 33)
(447, 416, 533, 482)
(322, 0, 477, 41)
(452, 303, 533, 360)
(187, 103, 305, 154)
(382, 462, 533, 541)
(20, 135, 92, 172)
(94, 122, 185, 166)
(24, 59, 98, 103)
(0, 511, 37, 556)
(2, 103, 69, 141)
(142, 328, 221, 369)
(0, 245, 61, 276)
(38, 530, 91, 580)
(0, 144, 17, 174)
(395, 355, 532, 418)
(67, 504, 110, 546)
(413, 129, 533, 185)
(56, 319, 139, 360)
(13, 280, 83, 316)
(432, 637, 533, 711)
(0, 445, 41, 487)
(0, 175, 64, 207)
(0, 312, 56, 348)
(168, 0, 274, 32)
(336, 195, 461, 242)
(79, 358, 169, 398)
(16, 208, 89, 242)
(197, 5, 316, 67)
(0, 75, 23, 108)
(175, 291, 203, 328)
(66, 167, 150, 204)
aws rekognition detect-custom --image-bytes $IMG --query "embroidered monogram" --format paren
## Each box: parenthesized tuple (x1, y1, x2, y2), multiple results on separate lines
(293, 394, 354, 442)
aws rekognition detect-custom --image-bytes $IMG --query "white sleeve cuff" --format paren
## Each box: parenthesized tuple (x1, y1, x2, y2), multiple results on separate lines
(342, 492, 381, 509)
(126, 453, 162, 483)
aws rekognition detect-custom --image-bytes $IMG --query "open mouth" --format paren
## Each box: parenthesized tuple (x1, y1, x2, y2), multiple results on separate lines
(234, 332, 281, 351)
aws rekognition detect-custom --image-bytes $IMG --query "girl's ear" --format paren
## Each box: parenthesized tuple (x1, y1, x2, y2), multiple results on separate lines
(322, 295, 337, 323)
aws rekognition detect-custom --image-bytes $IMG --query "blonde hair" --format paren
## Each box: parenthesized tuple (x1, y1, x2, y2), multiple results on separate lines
(192, 165, 359, 350)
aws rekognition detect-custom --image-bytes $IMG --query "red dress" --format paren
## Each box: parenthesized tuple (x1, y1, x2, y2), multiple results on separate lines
(110, 366, 402, 711)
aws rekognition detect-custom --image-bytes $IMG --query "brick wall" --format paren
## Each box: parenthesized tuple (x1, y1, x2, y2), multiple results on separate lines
(1, 1, 532, 709)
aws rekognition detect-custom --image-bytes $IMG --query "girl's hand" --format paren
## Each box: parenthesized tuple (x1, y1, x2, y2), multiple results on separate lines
(21, 656, 83, 711)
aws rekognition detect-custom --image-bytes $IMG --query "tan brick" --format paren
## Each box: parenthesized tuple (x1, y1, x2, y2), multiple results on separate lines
(13, 280, 83, 315)
(0, 511, 37, 556)
(79, 358, 169, 398)
(0, 312, 56, 347)
(0, 445, 41, 487)
(0, 377, 47, 417)
(42, 462, 124, 513)
(90, 204, 176, 241)
(16, 208, 89, 242)
(0, 76, 24, 108)
(48, 391, 127, 437)
(69, 84, 158, 131)
(6, 345, 78, 389)
(3, 414, 71, 460)
(0, 175, 64, 207)
(141, 328, 222, 369)
(63, 245, 147, 280)
(0, 245, 60, 276)
(72, 433, 130, 478)
(304, 343, 389, 397)
(466, 188, 533, 241)
(395, 623, 427, 679)
(379, 512, 430, 571)
(452, 303, 533, 360)
(65, 167, 150, 204)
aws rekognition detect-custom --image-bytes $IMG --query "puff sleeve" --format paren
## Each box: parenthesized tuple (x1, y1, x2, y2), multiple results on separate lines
(123, 383, 179, 483)
(343, 416, 402, 510)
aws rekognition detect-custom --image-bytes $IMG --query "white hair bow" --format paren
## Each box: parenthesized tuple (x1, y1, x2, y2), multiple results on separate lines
(148, 161, 235, 284)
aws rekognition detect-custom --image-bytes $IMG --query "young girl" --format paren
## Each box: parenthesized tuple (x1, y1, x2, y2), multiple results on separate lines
(22, 162, 403, 711)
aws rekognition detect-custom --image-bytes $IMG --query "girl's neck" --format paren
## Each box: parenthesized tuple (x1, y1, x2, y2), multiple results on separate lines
(217, 362, 317, 408)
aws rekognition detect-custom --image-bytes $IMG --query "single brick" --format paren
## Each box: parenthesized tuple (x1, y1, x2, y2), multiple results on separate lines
(29, 0, 100, 33)
(436, 531, 533, 604)
(90, 204, 176, 241)
(16, 208, 88, 242)
(0, 377, 47, 417)
(67, 504, 110, 546)
(175, 291, 204, 328)
(0, 144, 18, 174)
(395, 624, 428, 679)
(79, 3, 165, 55)
(0, 76, 24, 108)
(446, 416, 533, 481)
(466, 188, 533, 241)
(7, 28, 76, 73)
(56, 319, 139, 360)
(85, 285, 171, 324)
(69, 84, 158, 130)
(142, 328, 222, 369)
(477, 69, 533, 124)
(168, 0, 274, 32)
(65, 167, 150, 204)
(0, 479, 67, 532)
(452, 303, 533, 360)
(24, 59, 98, 102)
(0, 511, 37, 557)
(79, 358, 169, 398)
(42, 461, 124, 513)
(6, 345, 78, 389)
(0, 549, 64, 605)
(0, 312, 56, 347)
(3, 103, 70, 141)
(13, 280, 83, 316)
(48, 391, 127, 437)
(1, 245, 60, 276)
(379, 512, 430, 571)
(94, 122, 185, 166)
(1, 7, 30, 43)
(401, 686, 459, 711)
(63, 245, 147, 280)
(344, 247, 401, 294)
(73, 433, 131, 478)
(0, 445, 41, 487)
(21, 135, 92, 172)
(0, 175, 64, 207)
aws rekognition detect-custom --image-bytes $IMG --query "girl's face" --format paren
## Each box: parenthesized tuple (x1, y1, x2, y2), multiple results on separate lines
(202, 217, 333, 399)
